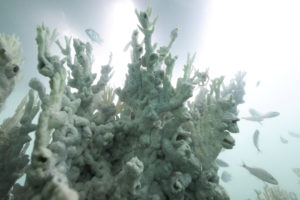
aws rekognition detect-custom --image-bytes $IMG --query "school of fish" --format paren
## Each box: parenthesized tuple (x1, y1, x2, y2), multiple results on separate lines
(217, 87, 300, 189)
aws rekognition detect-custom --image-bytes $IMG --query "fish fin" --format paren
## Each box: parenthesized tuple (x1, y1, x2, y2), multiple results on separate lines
(257, 149, 262, 154)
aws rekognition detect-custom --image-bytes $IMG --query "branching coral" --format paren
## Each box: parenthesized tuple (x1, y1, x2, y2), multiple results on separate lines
(190, 74, 242, 170)
(254, 185, 298, 200)
(1, 8, 247, 200)
(185, 73, 244, 200)
(0, 33, 23, 111)
(0, 90, 39, 200)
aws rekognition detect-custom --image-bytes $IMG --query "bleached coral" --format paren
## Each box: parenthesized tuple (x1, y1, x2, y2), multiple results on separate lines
(0, 33, 23, 66)
(254, 185, 298, 200)
(0, 33, 23, 111)
(1, 8, 247, 200)
(0, 90, 39, 200)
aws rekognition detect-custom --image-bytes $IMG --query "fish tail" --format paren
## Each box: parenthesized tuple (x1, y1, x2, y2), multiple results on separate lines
(257, 149, 262, 154)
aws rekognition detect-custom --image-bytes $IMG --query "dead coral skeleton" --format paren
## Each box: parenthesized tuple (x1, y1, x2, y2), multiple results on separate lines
(254, 184, 298, 200)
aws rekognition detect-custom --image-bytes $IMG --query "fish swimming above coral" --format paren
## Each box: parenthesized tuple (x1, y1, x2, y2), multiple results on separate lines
(288, 131, 300, 138)
(242, 162, 278, 185)
(280, 136, 288, 144)
(221, 171, 232, 182)
(85, 28, 103, 44)
(216, 158, 229, 167)
(242, 108, 280, 124)
(253, 129, 261, 153)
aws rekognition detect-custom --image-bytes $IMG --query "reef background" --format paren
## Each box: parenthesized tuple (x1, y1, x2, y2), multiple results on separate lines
(1, 0, 300, 199)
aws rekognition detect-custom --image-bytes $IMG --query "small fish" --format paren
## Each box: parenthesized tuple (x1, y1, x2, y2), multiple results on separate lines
(256, 81, 260, 87)
(280, 136, 288, 144)
(243, 109, 279, 124)
(241, 162, 278, 185)
(242, 109, 263, 124)
(253, 129, 261, 153)
(216, 158, 229, 167)
(221, 171, 232, 182)
(292, 168, 300, 177)
(288, 131, 300, 138)
(85, 28, 103, 44)
(123, 41, 131, 52)
(262, 112, 280, 118)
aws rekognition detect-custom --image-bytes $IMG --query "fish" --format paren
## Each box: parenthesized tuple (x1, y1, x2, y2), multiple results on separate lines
(261, 112, 280, 118)
(242, 108, 263, 124)
(241, 162, 278, 185)
(123, 41, 131, 52)
(280, 136, 288, 144)
(221, 171, 232, 182)
(242, 109, 279, 124)
(292, 168, 300, 177)
(85, 28, 103, 44)
(216, 158, 229, 167)
(288, 131, 300, 138)
(253, 129, 261, 153)
(256, 81, 260, 87)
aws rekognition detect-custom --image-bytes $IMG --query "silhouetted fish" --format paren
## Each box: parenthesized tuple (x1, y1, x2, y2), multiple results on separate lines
(253, 129, 261, 153)
(85, 28, 103, 44)
(262, 112, 280, 118)
(242, 109, 279, 124)
(242, 162, 278, 185)
(256, 81, 260, 87)
(221, 171, 232, 182)
(216, 158, 229, 167)
(280, 136, 288, 144)
(292, 168, 300, 177)
(289, 131, 300, 138)
(123, 41, 131, 52)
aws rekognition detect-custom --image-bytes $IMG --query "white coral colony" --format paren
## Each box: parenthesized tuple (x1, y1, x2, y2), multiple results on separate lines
(0, 8, 247, 200)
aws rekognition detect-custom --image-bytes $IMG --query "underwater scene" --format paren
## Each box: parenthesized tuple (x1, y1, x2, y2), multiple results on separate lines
(0, 0, 300, 199)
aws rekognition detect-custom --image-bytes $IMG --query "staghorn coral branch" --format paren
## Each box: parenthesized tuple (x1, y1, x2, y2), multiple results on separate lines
(0, 90, 39, 200)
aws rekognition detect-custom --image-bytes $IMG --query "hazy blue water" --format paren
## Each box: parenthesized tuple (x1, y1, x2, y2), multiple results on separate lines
(1, 0, 300, 199)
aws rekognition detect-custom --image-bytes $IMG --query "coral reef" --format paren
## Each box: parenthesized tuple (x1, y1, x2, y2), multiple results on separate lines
(254, 185, 298, 200)
(0, 8, 246, 200)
